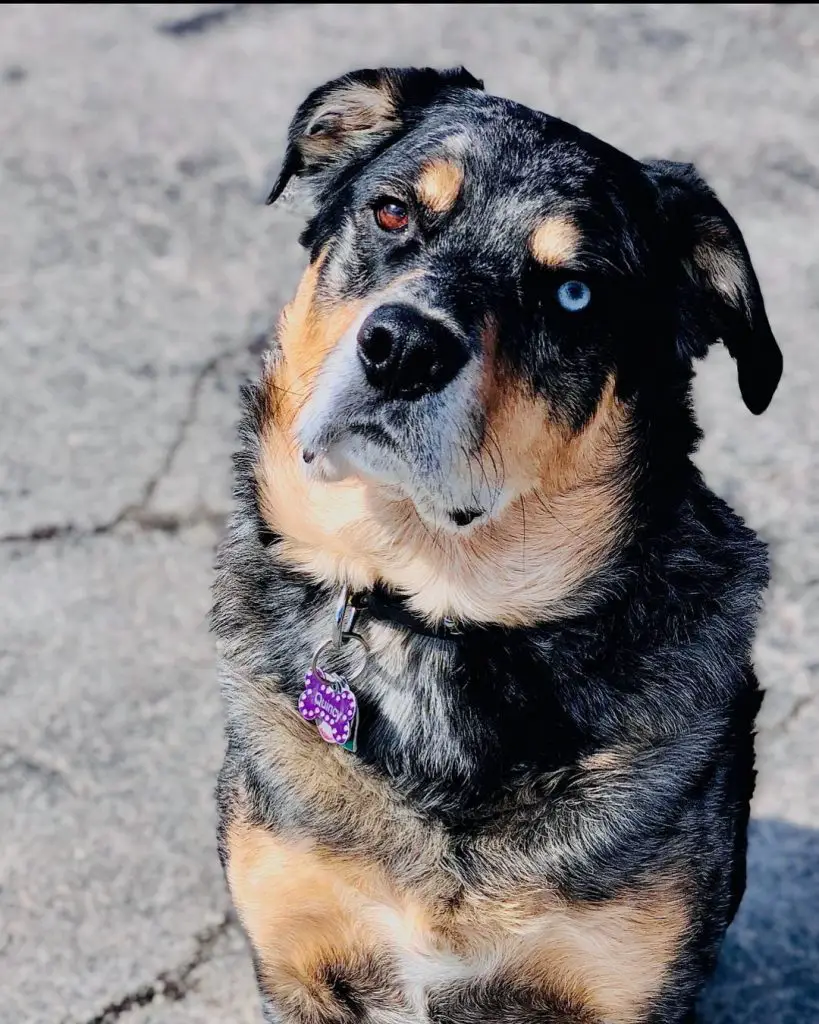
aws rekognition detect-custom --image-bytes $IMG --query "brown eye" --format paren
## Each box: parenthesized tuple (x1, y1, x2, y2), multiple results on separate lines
(374, 199, 409, 232)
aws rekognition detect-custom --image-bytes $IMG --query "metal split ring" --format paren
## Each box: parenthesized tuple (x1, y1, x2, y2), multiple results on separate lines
(310, 633, 369, 683)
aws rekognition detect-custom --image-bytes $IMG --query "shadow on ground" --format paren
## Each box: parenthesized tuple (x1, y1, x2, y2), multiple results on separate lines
(700, 818, 819, 1023)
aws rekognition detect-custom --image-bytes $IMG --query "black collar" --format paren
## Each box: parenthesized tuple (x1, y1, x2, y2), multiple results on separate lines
(352, 585, 472, 640)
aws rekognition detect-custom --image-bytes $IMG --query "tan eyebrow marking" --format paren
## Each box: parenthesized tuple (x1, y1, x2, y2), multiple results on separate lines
(416, 160, 464, 214)
(529, 216, 581, 267)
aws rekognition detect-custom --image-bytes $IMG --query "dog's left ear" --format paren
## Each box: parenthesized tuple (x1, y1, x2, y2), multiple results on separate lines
(644, 159, 782, 414)
(267, 65, 484, 206)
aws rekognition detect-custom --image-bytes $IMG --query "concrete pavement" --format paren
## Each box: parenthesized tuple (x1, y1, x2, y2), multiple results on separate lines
(1, 5, 817, 1022)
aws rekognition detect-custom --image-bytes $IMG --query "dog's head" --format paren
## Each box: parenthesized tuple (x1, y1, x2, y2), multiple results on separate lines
(254, 67, 782, 625)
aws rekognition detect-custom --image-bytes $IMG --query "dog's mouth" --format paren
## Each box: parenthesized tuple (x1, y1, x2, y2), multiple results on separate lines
(298, 401, 497, 531)
(301, 423, 399, 462)
(299, 434, 490, 529)
(303, 438, 487, 528)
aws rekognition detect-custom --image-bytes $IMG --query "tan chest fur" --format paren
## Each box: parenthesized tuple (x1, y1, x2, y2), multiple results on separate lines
(224, 688, 688, 1024)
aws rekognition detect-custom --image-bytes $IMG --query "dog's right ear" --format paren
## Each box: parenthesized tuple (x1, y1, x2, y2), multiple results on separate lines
(266, 66, 483, 205)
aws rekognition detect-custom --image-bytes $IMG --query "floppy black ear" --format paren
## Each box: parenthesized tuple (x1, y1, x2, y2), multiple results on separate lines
(266, 65, 484, 205)
(644, 159, 782, 414)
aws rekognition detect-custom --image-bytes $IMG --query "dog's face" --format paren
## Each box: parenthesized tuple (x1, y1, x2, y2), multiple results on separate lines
(257, 67, 782, 623)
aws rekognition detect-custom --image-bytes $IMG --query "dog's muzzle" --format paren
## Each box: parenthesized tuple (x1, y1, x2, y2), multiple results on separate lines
(296, 293, 502, 529)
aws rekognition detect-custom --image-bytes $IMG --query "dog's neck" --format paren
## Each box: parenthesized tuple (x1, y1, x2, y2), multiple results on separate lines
(216, 382, 767, 811)
(254, 358, 636, 630)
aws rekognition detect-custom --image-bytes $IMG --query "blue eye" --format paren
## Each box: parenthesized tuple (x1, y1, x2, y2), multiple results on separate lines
(556, 280, 591, 312)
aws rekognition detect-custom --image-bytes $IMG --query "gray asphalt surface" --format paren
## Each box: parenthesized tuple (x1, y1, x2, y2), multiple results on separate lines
(1, 5, 817, 1023)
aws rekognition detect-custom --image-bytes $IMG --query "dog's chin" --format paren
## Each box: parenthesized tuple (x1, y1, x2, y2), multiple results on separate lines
(300, 435, 492, 535)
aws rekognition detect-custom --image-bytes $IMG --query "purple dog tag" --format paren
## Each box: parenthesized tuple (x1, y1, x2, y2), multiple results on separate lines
(298, 668, 358, 746)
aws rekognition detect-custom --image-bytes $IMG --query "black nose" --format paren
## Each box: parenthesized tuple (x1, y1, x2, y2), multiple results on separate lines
(357, 304, 469, 401)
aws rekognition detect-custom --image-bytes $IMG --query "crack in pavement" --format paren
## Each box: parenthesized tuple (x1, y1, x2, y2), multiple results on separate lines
(128, 507, 228, 533)
(77, 912, 235, 1024)
(0, 355, 225, 546)
(0, 507, 228, 545)
(157, 3, 312, 38)
(125, 352, 222, 518)
(157, 4, 249, 38)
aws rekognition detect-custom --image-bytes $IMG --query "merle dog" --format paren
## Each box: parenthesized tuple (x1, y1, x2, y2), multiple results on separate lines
(213, 67, 782, 1024)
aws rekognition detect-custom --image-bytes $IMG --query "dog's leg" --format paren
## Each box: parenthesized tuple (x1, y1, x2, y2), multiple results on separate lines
(223, 812, 417, 1023)
(427, 977, 596, 1023)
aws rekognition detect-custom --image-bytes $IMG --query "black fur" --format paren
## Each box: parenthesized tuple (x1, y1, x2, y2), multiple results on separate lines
(213, 67, 781, 1023)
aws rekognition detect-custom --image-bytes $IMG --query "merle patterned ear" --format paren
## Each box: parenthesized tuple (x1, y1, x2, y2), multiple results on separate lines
(644, 159, 782, 414)
(266, 66, 483, 205)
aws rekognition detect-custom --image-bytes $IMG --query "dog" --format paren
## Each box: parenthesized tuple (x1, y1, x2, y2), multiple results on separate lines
(213, 66, 782, 1024)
